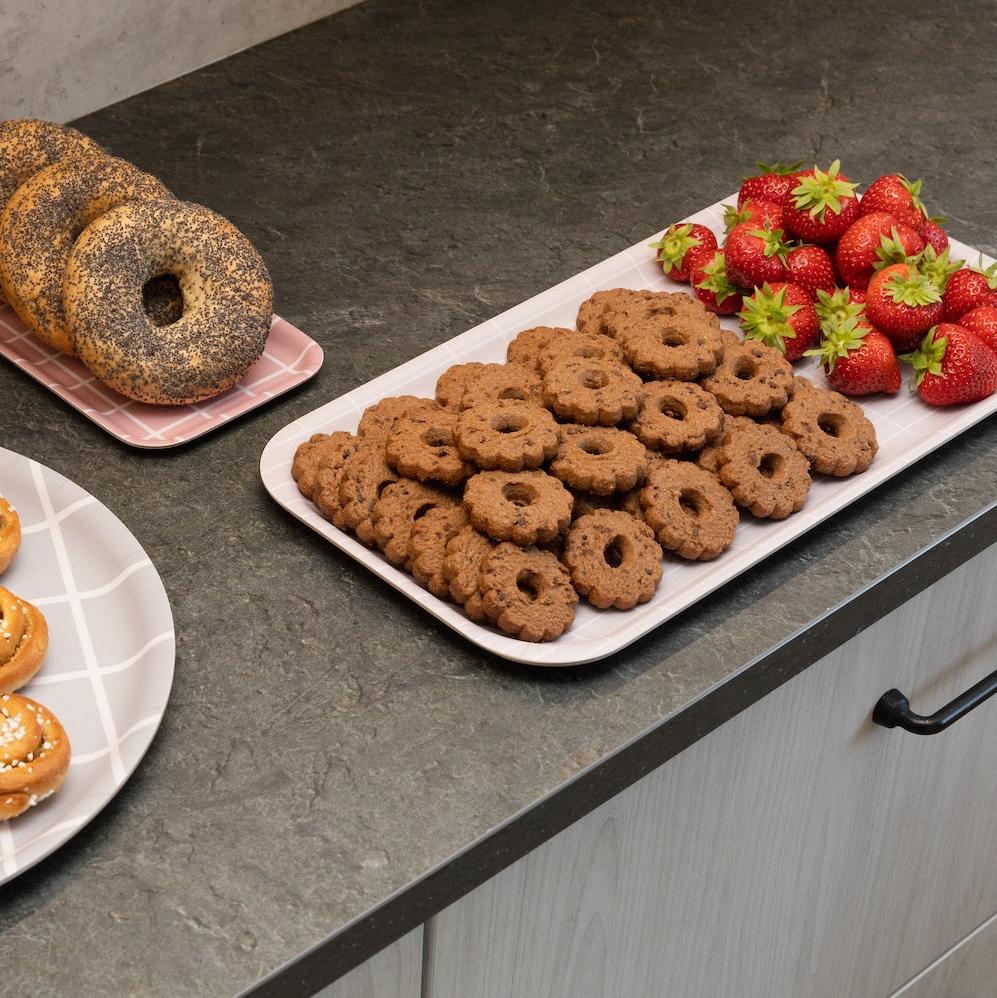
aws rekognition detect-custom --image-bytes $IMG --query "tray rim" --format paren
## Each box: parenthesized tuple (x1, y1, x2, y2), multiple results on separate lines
(260, 194, 997, 666)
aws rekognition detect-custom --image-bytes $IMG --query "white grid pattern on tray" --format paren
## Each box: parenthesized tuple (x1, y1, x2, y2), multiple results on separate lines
(0, 447, 175, 884)
(0, 308, 324, 448)
(260, 195, 997, 666)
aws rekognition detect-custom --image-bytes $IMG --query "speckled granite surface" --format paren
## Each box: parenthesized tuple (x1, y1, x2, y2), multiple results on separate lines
(2, 1, 997, 995)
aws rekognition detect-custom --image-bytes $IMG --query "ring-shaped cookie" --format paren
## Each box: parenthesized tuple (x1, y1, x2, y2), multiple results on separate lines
(0, 156, 172, 354)
(457, 363, 543, 410)
(443, 526, 495, 622)
(780, 382, 878, 476)
(563, 510, 663, 609)
(534, 330, 625, 376)
(576, 288, 656, 339)
(631, 381, 725, 452)
(463, 470, 573, 545)
(409, 506, 470, 599)
(0, 693, 71, 820)
(550, 424, 649, 495)
(717, 422, 811, 519)
(506, 326, 575, 372)
(702, 331, 794, 417)
(0, 587, 47, 694)
(0, 498, 20, 575)
(372, 479, 457, 566)
(336, 446, 399, 543)
(64, 199, 274, 405)
(456, 400, 559, 471)
(639, 459, 739, 560)
(292, 431, 361, 500)
(479, 543, 578, 642)
(359, 396, 440, 440)
(543, 355, 643, 426)
(386, 410, 475, 485)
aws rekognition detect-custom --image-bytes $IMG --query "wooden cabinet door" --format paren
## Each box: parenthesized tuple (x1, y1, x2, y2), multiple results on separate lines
(425, 543, 997, 998)
(891, 911, 997, 997)
(313, 928, 422, 998)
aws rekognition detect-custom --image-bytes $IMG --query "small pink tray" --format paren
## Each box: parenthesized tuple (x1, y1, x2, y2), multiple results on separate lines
(0, 305, 324, 448)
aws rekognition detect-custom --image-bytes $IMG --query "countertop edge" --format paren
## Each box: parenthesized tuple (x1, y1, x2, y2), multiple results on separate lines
(245, 499, 997, 998)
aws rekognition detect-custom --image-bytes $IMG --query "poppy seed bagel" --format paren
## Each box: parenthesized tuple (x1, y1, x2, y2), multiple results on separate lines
(0, 155, 173, 354)
(63, 199, 274, 405)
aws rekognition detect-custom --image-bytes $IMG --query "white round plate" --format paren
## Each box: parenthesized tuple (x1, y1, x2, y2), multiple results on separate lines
(0, 446, 175, 884)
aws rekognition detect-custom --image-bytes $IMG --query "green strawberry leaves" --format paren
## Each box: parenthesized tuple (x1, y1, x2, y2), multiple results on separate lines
(873, 227, 914, 271)
(649, 223, 702, 271)
(755, 160, 805, 176)
(804, 316, 869, 373)
(814, 288, 864, 327)
(917, 245, 961, 292)
(749, 225, 792, 262)
(695, 252, 738, 305)
(738, 283, 800, 352)
(899, 174, 928, 217)
(968, 255, 997, 291)
(884, 268, 942, 307)
(899, 327, 948, 387)
(791, 160, 859, 222)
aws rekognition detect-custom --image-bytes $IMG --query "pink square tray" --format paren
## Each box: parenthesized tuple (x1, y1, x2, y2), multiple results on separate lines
(0, 305, 324, 448)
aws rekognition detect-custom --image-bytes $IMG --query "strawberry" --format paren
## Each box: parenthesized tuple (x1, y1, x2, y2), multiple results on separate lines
(649, 222, 718, 283)
(814, 287, 866, 326)
(738, 281, 819, 361)
(916, 245, 961, 295)
(781, 160, 861, 243)
(723, 198, 783, 235)
(901, 324, 997, 406)
(859, 174, 929, 232)
(690, 248, 743, 315)
(785, 245, 836, 297)
(835, 212, 924, 289)
(920, 220, 949, 254)
(865, 262, 944, 351)
(737, 161, 804, 208)
(956, 305, 997, 357)
(941, 261, 997, 320)
(849, 287, 867, 306)
(805, 317, 901, 396)
(724, 223, 791, 288)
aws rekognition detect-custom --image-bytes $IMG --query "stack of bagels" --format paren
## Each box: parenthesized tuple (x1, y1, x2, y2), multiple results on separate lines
(0, 119, 274, 405)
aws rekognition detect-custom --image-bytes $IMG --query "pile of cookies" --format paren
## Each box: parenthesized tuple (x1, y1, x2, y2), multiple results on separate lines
(292, 288, 878, 642)
(0, 496, 71, 820)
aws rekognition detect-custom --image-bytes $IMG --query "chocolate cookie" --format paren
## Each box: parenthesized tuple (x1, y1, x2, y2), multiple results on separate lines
(563, 510, 663, 610)
(409, 505, 470, 598)
(456, 399, 559, 471)
(311, 434, 365, 522)
(639, 459, 739, 560)
(549, 424, 649, 495)
(542, 355, 643, 426)
(701, 331, 794, 417)
(780, 379, 878, 476)
(479, 543, 578, 642)
(292, 431, 359, 500)
(458, 363, 543, 410)
(631, 380, 724, 453)
(576, 288, 654, 339)
(372, 479, 457, 566)
(443, 525, 496, 622)
(717, 421, 811, 519)
(617, 292, 724, 380)
(358, 395, 440, 440)
(534, 329, 625, 376)
(463, 470, 573, 545)
(506, 325, 574, 372)
(385, 409, 474, 485)
(436, 362, 489, 411)
(337, 445, 400, 543)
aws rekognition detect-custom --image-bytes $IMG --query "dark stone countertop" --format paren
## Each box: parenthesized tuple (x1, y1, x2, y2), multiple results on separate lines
(2, 0, 997, 995)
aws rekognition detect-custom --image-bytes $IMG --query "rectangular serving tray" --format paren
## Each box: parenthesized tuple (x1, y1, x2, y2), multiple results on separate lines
(260, 195, 997, 666)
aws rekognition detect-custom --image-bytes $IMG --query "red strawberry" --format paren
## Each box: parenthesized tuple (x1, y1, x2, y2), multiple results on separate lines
(805, 317, 901, 396)
(723, 198, 783, 235)
(920, 220, 949, 254)
(781, 160, 861, 243)
(737, 161, 804, 208)
(690, 248, 743, 315)
(785, 245, 836, 297)
(865, 263, 944, 351)
(849, 287, 867, 306)
(724, 223, 791, 288)
(835, 212, 924, 289)
(649, 223, 718, 283)
(738, 281, 819, 361)
(941, 261, 997, 320)
(859, 174, 929, 232)
(901, 324, 997, 405)
(956, 305, 997, 357)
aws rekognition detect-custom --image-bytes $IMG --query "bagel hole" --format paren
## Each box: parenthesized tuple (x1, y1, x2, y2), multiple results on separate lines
(516, 569, 544, 601)
(658, 399, 687, 420)
(502, 483, 538, 507)
(661, 329, 688, 347)
(579, 369, 609, 390)
(734, 360, 757, 381)
(422, 427, 452, 448)
(603, 535, 627, 568)
(817, 412, 845, 438)
(579, 436, 612, 456)
(491, 413, 527, 435)
(498, 387, 527, 401)
(142, 274, 184, 327)
(759, 452, 784, 479)
(678, 489, 703, 518)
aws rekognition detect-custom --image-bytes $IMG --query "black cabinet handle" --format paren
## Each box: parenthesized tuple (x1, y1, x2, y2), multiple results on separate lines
(873, 668, 997, 735)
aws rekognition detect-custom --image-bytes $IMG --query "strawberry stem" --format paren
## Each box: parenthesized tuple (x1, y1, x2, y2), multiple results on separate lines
(791, 160, 858, 222)
(695, 251, 739, 306)
(899, 327, 947, 388)
(884, 267, 942, 306)
(737, 282, 800, 352)
(649, 223, 703, 271)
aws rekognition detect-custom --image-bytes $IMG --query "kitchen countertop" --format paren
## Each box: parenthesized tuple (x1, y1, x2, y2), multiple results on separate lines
(3, 0, 997, 995)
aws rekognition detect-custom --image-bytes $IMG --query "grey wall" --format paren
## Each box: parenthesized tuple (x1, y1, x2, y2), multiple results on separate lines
(0, 0, 363, 122)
